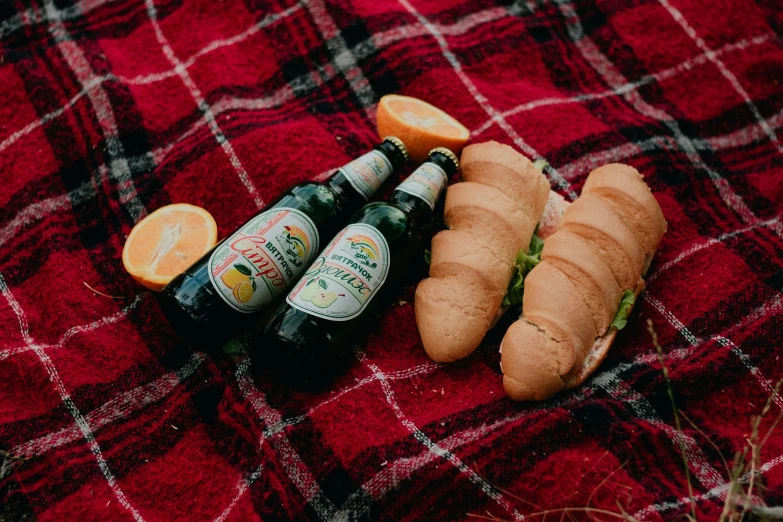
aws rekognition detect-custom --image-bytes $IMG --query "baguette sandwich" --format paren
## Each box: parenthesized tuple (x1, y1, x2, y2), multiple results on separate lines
(501, 164, 666, 401)
(415, 141, 550, 362)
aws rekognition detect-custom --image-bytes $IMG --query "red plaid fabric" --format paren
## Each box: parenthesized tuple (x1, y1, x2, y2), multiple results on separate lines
(1, 0, 782, 520)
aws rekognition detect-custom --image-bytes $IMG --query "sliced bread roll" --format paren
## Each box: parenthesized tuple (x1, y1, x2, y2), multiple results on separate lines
(501, 163, 666, 402)
(540, 230, 622, 335)
(461, 141, 550, 220)
(522, 262, 597, 359)
(500, 319, 571, 401)
(416, 141, 549, 362)
(416, 272, 503, 363)
(558, 194, 645, 290)
(582, 164, 666, 270)
(444, 182, 534, 258)
(430, 229, 513, 293)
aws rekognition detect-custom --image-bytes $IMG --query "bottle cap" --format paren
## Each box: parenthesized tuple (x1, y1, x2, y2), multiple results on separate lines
(429, 147, 459, 170)
(382, 136, 409, 162)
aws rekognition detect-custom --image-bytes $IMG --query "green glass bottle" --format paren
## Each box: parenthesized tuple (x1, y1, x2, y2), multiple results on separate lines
(259, 148, 459, 386)
(157, 137, 408, 348)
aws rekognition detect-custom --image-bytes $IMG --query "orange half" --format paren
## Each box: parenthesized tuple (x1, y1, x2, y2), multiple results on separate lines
(122, 203, 218, 291)
(377, 94, 470, 163)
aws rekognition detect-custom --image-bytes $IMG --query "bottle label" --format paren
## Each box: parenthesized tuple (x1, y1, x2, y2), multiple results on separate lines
(208, 208, 319, 313)
(286, 224, 390, 321)
(394, 162, 448, 210)
(339, 150, 393, 201)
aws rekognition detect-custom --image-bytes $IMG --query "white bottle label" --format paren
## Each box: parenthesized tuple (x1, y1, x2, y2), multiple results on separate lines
(286, 224, 390, 321)
(339, 150, 393, 200)
(208, 208, 319, 313)
(394, 162, 448, 210)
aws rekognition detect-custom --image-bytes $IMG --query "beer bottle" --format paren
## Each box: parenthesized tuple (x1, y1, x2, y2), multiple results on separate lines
(259, 148, 458, 386)
(157, 137, 408, 347)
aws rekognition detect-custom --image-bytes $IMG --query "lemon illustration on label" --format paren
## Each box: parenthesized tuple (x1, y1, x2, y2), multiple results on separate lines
(208, 208, 319, 313)
(221, 267, 249, 289)
(223, 263, 256, 303)
(232, 281, 254, 303)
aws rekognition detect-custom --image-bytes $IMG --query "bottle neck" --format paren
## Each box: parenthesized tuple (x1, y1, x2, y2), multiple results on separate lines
(390, 152, 457, 222)
(325, 140, 407, 203)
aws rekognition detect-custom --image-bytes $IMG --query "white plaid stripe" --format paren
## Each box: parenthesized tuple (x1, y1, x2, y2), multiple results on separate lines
(556, 106, 782, 180)
(11, 352, 204, 458)
(0, 165, 102, 249)
(213, 460, 265, 522)
(264, 361, 438, 437)
(9, 290, 779, 515)
(596, 374, 726, 490)
(127, 1, 307, 86)
(0, 6, 509, 160)
(396, 0, 578, 199)
(0, 75, 113, 154)
(647, 216, 782, 283)
(701, 108, 783, 150)
(0, 7, 43, 39)
(553, 0, 762, 228)
(472, 33, 775, 136)
(634, 454, 783, 520)
(1, 294, 144, 361)
(43, 0, 146, 223)
(0, 272, 145, 521)
(0, 0, 122, 40)
(143, 0, 263, 209)
(11, 357, 436, 461)
(235, 359, 337, 519)
(340, 288, 782, 517)
(328, 355, 524, 522)
(372, 6, 508, 49)
(305, 0, 376, 120)
(2, 5, 774, 186)
(644, 292, 783, 410)
(656, 0, 782, 155)
(0, 2, 309, 156)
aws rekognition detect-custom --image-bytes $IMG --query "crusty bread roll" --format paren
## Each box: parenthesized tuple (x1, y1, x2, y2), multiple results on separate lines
(540, 231, 621, 335)
(558, 194, 645, 290)
(460, 141, 550, 220)
(501, 164, 666, 401)
(582, 164, 667, 271)
(522, 262, 597, 360)
(416, 141, 549, 363)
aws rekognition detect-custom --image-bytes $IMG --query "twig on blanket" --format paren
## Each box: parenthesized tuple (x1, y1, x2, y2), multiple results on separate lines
(83, 281, 125, 299)
(648, 318, 697, 522)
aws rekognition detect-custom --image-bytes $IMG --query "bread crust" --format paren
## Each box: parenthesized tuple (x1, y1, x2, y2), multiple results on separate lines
(415, 142, 549, 362)
(501, 163, 665, 402)
(461, 148, 549, 220)
(501, 319, 568, 401)
(444, 182, 534, 257)
(541, 230, 622, 335)
(430, 229, 514, 293)
(416, 273, 503, 362)
(582, 164, 667, 255)
(559, 194, 645, 290)
(523, 262, 598, 359)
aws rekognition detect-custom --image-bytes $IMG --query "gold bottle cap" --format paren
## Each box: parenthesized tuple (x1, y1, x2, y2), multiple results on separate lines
(382, 136, 408, 162)
(429, 147, 459, 170)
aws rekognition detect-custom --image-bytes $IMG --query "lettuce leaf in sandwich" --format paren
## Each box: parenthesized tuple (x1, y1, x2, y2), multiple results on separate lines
(503, 233, 544, 306)
(610, 290, 636, 330)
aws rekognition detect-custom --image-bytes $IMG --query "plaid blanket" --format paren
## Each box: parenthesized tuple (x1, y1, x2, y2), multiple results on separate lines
(1, 0, 782, 519)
